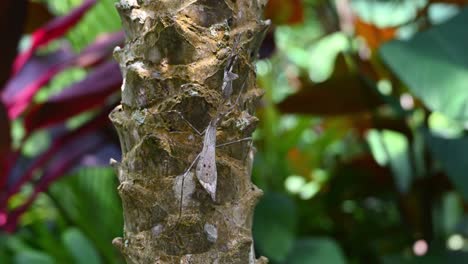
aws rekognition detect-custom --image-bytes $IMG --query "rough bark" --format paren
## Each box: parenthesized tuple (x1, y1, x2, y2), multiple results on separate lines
(109, 0, 269, 263)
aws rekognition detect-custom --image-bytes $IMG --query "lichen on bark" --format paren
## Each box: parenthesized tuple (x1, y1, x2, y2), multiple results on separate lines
(109, 0, 269, 263)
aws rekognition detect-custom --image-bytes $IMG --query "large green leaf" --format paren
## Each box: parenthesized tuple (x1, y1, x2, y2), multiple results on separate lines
(286, 237, 346, 264)
(62, 228, 101, 264)
(380, 7, 468, 121)
(49, 167, 123, 263)
(253, 192, 297, 262)
(14, 250, 55, 264)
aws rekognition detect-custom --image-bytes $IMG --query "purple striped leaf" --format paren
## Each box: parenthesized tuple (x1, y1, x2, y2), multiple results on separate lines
(12, 0, 96, 74)
(24, 62, 122, 132)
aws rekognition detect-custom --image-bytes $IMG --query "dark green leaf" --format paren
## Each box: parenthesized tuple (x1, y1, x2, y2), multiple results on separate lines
(62, 228, 101, 264)
(425, 131, 468, 200)
(286, 237, 346, 264)
(253, 192, 297, 262)
(49, 167, 123, 263)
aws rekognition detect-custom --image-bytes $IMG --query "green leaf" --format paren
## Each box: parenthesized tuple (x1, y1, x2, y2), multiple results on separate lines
(428, 112, 464, 139)
(46, 0, 121, 51)
(253, 192, 297, 262)
(14, 251, 55, 264)
(62, 228, 101, 264)
(425, 131, 468, 201)
(286, 237, 346, 264)
(49, 167, 123, 263)
(380, 7, 468, 121)
(28, 221, 70, 262)
(351, 0, 426, 28)
(3, 235, 32, 252)
(0, 249, 11, 264)
(22, 130, 51, 157)
(435, 192, 462, 236)
(366, 129, 412, 193)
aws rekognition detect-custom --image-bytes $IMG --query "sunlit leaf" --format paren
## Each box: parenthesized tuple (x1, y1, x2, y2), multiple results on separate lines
(285, 175, 306, 194)
(351, 0, 425, 28)
(47, 0, 122, 51)
(428, 112, 464, 138)
(380, 7, 468, 121)
(22, 130, 51, 157)
(366, 129, 412, 193)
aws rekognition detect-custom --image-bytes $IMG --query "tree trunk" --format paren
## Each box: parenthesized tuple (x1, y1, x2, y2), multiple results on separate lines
(109, 0, 269, 263)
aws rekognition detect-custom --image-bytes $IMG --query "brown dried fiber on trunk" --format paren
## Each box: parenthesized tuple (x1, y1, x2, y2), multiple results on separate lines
(109, 0, 269, 263)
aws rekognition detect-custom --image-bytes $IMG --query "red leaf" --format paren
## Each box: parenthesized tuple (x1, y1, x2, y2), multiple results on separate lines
(1, 110, 111, 209)
(265, 0, 304, 25)
(2, 31, 122, 120)
(0, 0, 27, 89)
(12, 0, 96, 74)
(76, 31, 125, 68)
(278, 54, 384, 115)
(2, 47, 75, 119)
(24, 62, 122, 132)
(278, 74, 383, 115)
(1, 131, 107, 232)
(354, 18, 397, 50)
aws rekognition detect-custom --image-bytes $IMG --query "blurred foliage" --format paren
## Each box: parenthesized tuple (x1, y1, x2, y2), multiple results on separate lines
(256, 0, 468, 263)
(0, 0, 124, 262)
(3, 0, 468, 263)
(0, 167, 123, 263)
(45, 0, 121, 51)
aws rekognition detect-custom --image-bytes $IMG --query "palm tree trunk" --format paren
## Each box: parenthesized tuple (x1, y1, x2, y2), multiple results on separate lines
(110, 1, 269, 263)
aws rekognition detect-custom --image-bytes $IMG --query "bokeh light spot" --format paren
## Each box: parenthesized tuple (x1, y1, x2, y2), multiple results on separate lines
(447, 234, 464, 251)
(413, 239, 428, 256)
